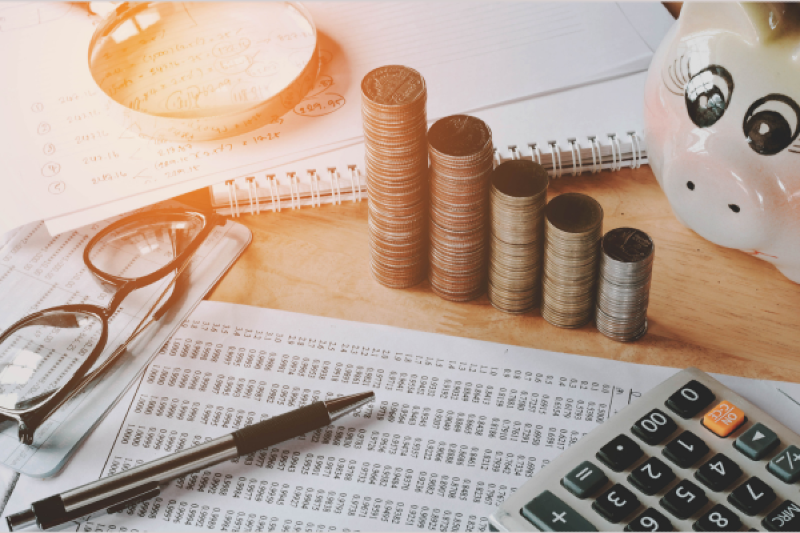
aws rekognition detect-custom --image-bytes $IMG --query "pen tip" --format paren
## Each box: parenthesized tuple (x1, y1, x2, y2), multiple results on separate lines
(325, 391, 375, 421)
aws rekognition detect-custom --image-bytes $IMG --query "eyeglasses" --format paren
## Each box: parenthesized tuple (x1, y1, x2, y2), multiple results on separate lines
(0, 208, 225, 445)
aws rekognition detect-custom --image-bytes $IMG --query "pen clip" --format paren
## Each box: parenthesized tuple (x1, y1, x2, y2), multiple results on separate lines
(105, 481, 161, 515)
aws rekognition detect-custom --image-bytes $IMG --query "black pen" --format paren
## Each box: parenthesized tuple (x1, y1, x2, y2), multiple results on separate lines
(6, 391, 375, 531)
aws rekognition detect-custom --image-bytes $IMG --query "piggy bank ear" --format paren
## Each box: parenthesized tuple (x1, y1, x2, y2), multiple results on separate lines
(742, 3, 800, 42)
(679, 2, 800, 44)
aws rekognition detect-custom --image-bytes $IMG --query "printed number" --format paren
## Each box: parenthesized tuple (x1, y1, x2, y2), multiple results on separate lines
(607, 491, 627, 507)
(681, 388, 700, 401)
(676, 486, 696, 503)
(709, 512, 728, 528)
(709, 461, 725, 476)
(639, 517, 660, 531)
(678, 439, 694, 452)
(746, 484, 764, 500)
(641, 463, 662, 479)
(641, 412, 669, 432)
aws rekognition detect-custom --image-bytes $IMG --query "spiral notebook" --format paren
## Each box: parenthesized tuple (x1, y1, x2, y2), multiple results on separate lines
(209, 69, 656, 217)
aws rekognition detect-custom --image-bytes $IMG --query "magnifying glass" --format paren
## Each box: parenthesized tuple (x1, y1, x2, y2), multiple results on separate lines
(87, 2, 319, 141)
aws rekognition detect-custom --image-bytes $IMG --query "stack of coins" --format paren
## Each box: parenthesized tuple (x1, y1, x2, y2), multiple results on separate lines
(541, 193, 604, 328)
(361, 65, 429, 288)
(595, 228, 655, 341)
(488, 160, 549, 313)
(427, 115, 494, 301)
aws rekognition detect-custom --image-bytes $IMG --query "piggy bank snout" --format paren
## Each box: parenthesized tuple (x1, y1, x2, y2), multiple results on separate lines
(684, 179, 741, 214)
(664, 166, 769, 251)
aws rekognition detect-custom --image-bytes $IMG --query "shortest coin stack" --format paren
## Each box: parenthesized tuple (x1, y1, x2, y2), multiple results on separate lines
(541, 193, 604, 328)
(488, 160, 549, 313)
(595, 227, 655, 341)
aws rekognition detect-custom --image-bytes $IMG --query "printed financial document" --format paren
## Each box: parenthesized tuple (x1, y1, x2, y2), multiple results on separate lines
(5, 301, 800, 531)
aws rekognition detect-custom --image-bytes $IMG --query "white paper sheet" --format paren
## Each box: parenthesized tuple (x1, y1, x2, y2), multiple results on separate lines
(3, 301, 799, 531)
(0, 2, 668, 234)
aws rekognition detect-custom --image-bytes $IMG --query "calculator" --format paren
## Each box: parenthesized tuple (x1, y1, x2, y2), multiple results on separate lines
(489, 367, 800, 532)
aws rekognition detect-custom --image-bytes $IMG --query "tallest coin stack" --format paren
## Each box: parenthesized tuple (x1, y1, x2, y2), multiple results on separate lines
(361, 66, 429, 288)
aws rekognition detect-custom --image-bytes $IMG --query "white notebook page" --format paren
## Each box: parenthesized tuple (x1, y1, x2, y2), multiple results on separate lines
(0, 2, 665, 234)
(3, 301, 799, 531)
(204, 72, 654, 218)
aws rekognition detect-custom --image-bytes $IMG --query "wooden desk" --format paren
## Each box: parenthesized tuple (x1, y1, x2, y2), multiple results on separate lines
(179, 165, 800, 384)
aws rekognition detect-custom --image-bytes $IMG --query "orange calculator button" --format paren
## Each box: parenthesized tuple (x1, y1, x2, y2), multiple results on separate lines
(703, 401, 746, 437)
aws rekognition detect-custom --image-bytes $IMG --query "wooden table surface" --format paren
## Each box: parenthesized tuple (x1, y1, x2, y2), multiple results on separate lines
(179, 164, 800, 385)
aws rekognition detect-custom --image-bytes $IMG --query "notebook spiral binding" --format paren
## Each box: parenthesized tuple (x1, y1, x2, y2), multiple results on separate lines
(222, 165, 365, 217)
(216, 131, 645, 217)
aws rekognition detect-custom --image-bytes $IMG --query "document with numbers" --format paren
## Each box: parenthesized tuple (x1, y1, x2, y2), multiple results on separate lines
(4, 301, 800, 531)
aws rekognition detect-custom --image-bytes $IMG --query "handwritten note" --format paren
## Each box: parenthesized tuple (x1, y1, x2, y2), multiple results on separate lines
(0, 2, 660, 234)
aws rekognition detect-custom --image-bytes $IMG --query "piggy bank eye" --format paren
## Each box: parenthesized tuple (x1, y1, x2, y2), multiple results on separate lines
(685, 66, 734, 128)
(743, 94, 800, 155)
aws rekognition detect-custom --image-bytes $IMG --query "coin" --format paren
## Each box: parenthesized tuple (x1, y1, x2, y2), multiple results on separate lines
(595, 227, 654, 341)
(541, 193, 603, 328)
(488, 160, 549, 313)
(428, 114, 492, 157)
(361, 65, 426, 107)
(362, 65, 429, 289)
(427, 115, 493, 301)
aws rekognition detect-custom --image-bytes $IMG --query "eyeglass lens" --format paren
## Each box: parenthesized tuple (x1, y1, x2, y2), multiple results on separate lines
(87, 216, 204, 281)
(0, 311, 104, 412)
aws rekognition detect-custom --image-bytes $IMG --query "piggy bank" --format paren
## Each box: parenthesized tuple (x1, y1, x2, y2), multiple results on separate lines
(644, 2, 800, 283)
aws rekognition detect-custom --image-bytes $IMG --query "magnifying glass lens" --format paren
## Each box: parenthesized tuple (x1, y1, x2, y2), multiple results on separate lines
(88, 2, 318, 140)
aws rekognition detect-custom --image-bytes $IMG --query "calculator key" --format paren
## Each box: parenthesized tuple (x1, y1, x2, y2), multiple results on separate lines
(735, 423, 780, 460)
(625, 508, 674, 532)
(663, 431, 710, 468)
(593, 484, 640, 523)
(728, 477, 776, 516)
(597, 434, 643, 472)
(703, 401, 746, 437)
(767, 445, 800, 484)
(562, 461, 608, 499)
(761, 500, 800, 531)
(693, 504, 742, 532)
(660, 479, 708, 520)
(695, 453, 743, 492)
(666, 380, 715, 419)
(632, 409, 678, 445)
(628, 457, 676, 495)
(521, 490, 598, 532)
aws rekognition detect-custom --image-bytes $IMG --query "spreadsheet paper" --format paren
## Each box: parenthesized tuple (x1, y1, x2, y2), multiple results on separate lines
(3, 301, 800, 531)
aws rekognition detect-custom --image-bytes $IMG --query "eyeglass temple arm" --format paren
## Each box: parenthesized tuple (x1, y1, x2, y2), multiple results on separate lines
(152, 227, 192, 321)
(151, 214, 224, 321)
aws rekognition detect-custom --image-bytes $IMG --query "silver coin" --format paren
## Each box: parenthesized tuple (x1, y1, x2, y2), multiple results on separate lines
(594, 227, 654, 342)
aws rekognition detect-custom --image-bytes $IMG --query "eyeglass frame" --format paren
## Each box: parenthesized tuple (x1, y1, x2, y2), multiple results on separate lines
(0, 208, 225, 445)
